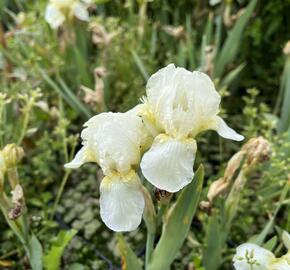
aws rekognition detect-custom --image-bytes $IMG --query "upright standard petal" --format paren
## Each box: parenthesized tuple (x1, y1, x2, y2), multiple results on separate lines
(73, 2, 89, 21)
(81, 112, 147, 174)
(100, 171, 145, 232)
(140, 134, 196, 193)
(146, 63, 176, 107)
(233, 243, 275, 270)
(144, 64, 244, 142)
(45, 4, 65, 29)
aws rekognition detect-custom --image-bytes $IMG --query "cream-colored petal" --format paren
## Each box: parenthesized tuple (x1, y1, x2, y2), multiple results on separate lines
(100, 172, 145, 232)
(73, 2, 89, 21)
(81, 112, 146, 174)
(64, 146, 96, 169)
(214, 116, 244, 141)
(146, 63, 176, 106)
(282, 231, 290, 250)
(233, 243, 275, 270)
(191, 71, 221, 117)
(45, 4, 65, 29)
(140, 135, 196, 193)
(145, 64, 223, 138)
(268, 259, 290, 270)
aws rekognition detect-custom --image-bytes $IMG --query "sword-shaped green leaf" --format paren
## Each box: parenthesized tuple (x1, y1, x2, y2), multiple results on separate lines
(118, 234, 142, 270)
(148, 165, 204, 270)
(214, 0, 257, 78)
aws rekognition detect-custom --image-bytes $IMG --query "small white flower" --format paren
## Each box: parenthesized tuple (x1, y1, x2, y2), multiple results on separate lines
(45, 0, 90, 29)
(233, 243, 275, 270)
(140, 64, 244, 192)
(65, 111, 147, 232)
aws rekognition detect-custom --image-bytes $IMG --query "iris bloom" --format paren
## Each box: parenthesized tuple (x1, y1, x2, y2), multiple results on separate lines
(65, 111, 148, 232)
(233, 243, 275, 270)
(233, 243, 290, 270)
(140, 64, 244, 192)
(45, 0, 91, 29)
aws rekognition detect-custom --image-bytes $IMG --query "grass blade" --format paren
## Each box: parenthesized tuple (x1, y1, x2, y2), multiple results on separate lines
(131, 49, 149, 81)
(214, 0, 257, 78)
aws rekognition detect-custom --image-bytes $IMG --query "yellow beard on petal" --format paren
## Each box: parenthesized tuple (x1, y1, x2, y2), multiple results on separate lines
(157, 133, 197, 148)
(51, 0, 77, 19)
(101, 170, 138, 189)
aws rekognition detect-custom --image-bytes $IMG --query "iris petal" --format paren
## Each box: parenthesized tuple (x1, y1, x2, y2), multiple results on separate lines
(45, 4, 65, 29)
(215, 116, 244, 141)
(64, 146, 96, 169)
(73, 2, 89, 21)
(140, 135, 196, 193)
(100, 172, 145, 232)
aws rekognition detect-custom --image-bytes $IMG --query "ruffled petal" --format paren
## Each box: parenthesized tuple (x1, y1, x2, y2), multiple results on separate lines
(73, 2, 89, 21)
(191, 71, 221, 117)
(215, 116, 244, 141)
(81, 112, 147, 174)
(64, 146, 97, 169)
(146, 63, 176, 106)
(233, 243, 275, 270)
(140, 135, 196, 193)
(100, 171, 145, 232)
(45, 4, 65, 29)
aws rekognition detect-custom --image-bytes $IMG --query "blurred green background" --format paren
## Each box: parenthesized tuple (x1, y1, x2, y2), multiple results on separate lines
(0, 0, 290, 269)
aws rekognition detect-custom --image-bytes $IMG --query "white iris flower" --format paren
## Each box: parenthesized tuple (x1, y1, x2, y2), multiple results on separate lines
(140, 64, 244, 192)
(45, 0, 91, 29)
(65, 111, 147, 232)
(233, 243, 275, 270)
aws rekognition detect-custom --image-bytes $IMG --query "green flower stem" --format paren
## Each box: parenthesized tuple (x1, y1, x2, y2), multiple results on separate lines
(145, 231, 155, 268)
(49, 138, 76, 221)
(17, 103, 31, 146)
(156, 202, 169, 227)
(49, 169, 71, 221)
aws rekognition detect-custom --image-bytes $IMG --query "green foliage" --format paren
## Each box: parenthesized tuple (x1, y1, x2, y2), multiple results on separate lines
(148, 166, 204, 270)
(118, 234, 142, 270)
(202, 215, 222, 270)
(26, 234, 43, 270)
(44, 229, 77, 270)
(277, 56, 290, 133)
(214, 0, 257, 78)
